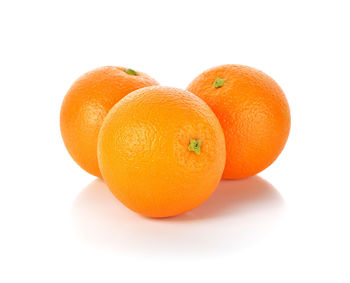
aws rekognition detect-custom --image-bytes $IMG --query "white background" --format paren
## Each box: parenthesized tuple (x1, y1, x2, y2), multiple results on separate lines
(1, 0, 349, 282)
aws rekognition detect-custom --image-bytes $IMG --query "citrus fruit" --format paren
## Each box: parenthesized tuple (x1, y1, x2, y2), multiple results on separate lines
(187, 64, 290, 179)
(97, 86, 226, 218)
(60, 66, 158, 178)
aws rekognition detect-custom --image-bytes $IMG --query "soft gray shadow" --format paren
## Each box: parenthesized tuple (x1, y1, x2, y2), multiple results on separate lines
(71, 176, 285, 256)
(171, 176, 284, 221)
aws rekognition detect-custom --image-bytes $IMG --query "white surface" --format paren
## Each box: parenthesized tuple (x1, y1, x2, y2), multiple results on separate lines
(1, 0, 349, 282)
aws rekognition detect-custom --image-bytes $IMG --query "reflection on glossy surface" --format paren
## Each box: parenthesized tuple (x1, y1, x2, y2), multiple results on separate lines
(72, 176, 285, 255)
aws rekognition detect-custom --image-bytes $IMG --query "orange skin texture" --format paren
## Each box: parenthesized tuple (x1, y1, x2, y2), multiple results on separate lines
(60, 66, 158, 178)
(97, 86, 226, 218)
(187, 65, 291, 179)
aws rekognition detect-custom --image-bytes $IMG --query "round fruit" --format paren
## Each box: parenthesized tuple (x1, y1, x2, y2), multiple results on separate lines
(60, 66, 158, 178)
(187, 64, 290, 179)
(97, 86, 226, 218)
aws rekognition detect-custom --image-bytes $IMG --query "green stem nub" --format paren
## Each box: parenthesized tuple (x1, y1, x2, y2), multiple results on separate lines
(124, 68, 138, 76)
(213, 77, 226, 88)
(188, 138, 202, 155)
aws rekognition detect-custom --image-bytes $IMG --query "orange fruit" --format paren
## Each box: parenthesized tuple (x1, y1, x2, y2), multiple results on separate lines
(97, 86, 226, 218)
(60, 66, 158, 178)
(187, 64, 290, 179)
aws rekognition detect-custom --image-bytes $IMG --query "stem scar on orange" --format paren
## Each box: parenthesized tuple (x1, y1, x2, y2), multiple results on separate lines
(60, 66, 158, 178)
(187, 64, 291, 179)
(97, 86, 226, 218)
